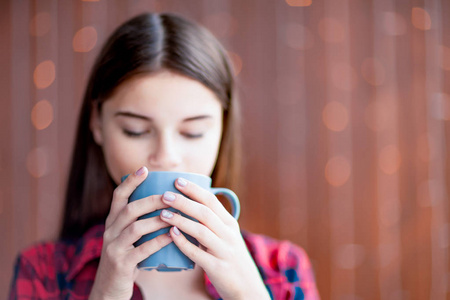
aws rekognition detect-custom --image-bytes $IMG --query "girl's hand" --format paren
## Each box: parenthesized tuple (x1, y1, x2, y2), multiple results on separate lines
(159, 178, 271, 300)
(89, 167, 172, 300)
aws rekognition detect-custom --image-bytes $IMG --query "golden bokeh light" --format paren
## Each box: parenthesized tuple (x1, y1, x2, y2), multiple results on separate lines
(322, 101, 349, 132)
(31, 100, 54, 130)
(411, 7, 432, 31)
(26, 147, 49, 178)
(379, 145, 401, 174)
(33, 60, 56, 89)
(382, 11, 407, 36)
(325, 156, 351, 187)
(73, 26, 98, 53)
(318, 18, 346, 43)
(331, 62, 358, 91)
(285, 23, 314, 50)
(286, 0, 312, 7)
(361, 57, 385, 86)
(228, 51, 243, 76)
(440, 45, 450, 71)
(29, 12, 51, 37)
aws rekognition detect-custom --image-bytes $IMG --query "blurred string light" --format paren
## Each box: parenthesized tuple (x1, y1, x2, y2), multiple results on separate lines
(227, 51, 242, 76)
(285, 23, 314, 50)
(31, 100, 53, 130)
(411, 7, 432, 31)
(382, 11, 407, 36)
(73, 26, 98, 53)
(322, 101, 348, 132)
(33, 60, 55, 89)
(379, 145, 401, 175)
(361, 57, 385, 86)
(26, 147, 49, 178)
(325, 156, 351, 187)
(285, 0, 312, 7)
(318, 18, 346, 43)
(30, 11, 55, 180)
(29, 12, 51, 37)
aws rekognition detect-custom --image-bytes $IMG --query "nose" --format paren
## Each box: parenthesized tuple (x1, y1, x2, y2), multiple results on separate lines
(148, 133, 182, 170)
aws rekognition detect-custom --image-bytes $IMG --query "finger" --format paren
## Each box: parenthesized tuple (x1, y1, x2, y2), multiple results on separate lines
(174, 178, 234, 223)
(161, 192, 229, 238)
(170, 226, 216, 269)
(128, 232, 173, 267)
(160, 209, 222, 253)
(107, 195, 169, 239)
(112, 216, 171, 249)
(106, 166, 148, 228)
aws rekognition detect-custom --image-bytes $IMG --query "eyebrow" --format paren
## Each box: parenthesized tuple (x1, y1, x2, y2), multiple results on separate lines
(115, 111, 151, 121)
(114, 111, 212, 122)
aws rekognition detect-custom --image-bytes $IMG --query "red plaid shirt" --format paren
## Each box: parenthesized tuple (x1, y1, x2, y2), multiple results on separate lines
(9, 224, 320, 299)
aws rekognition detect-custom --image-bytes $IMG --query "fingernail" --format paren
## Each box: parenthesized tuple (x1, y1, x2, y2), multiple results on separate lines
(163, 191, 176, 202)
(177, 177, 187, 187)
(135, 166, 146, 176)
(161, 209, 174, 219)
(173, 226, 181, 236)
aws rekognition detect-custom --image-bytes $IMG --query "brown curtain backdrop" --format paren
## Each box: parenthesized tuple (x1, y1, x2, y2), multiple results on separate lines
(1, 0, 449, 299)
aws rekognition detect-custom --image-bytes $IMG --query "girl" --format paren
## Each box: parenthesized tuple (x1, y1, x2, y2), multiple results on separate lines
(9, 12, 319, 300)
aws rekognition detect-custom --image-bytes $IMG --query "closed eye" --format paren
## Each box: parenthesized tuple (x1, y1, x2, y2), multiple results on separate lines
(182, 132, 204, 139)
(122, 129, 150, 137)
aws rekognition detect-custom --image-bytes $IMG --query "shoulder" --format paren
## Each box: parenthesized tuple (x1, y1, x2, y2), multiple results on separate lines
(9, 239, 77, 299)
(10, 225, 103, 299)
(242, 231, 312, 273)
(242, 231, 320, 300)
(15, 238, 76, 278)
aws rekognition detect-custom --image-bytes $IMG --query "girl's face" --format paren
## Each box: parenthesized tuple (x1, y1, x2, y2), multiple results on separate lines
(90, 71, 224, 185)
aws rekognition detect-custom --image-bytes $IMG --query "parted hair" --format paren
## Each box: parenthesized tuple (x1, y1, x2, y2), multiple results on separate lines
(60, 12, 241, 239)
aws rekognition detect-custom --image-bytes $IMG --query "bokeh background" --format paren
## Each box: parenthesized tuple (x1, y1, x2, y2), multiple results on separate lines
(1, 0, 450, 299)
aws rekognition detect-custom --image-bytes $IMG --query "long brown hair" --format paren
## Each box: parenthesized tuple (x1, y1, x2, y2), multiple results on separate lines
(60, 12, 241, 239)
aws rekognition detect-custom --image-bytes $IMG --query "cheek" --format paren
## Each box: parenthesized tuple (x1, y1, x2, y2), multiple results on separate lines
(189, 130, 222, 176)
(101, 134, 147, 184)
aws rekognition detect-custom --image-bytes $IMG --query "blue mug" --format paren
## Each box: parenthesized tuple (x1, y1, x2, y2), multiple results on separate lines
(122, 171, 240, 271)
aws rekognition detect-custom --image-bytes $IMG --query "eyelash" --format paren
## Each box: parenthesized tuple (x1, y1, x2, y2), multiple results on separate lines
(123, 129, 147, 137)
(183, 133, 204, 139)
(122, 129, 204, 139)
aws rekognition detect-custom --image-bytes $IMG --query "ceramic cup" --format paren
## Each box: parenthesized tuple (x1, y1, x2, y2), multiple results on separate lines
(122, 171, 240, 271)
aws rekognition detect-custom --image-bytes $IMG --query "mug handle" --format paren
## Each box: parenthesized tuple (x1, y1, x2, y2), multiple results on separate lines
(210, 188, 241, 220)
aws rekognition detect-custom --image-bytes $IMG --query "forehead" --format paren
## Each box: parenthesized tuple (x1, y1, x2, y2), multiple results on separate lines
(103, 71, 223, 117)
